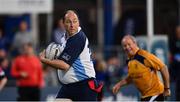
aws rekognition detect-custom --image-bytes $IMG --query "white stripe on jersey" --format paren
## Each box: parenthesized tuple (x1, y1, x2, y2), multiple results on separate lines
(149, 95, 158, 102)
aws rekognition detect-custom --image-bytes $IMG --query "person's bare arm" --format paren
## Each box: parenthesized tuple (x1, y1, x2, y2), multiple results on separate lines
(0, 77, 7, 91)
(160, 65, 171, 96)
(39, 50, 70, 71)
(112, 76, 132, 94)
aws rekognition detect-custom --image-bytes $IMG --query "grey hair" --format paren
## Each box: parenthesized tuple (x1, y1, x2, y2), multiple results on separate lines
(121, 35, 137, 44)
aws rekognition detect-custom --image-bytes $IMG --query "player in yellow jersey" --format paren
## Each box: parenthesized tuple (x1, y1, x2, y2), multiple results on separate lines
(112, 35, 171, 101)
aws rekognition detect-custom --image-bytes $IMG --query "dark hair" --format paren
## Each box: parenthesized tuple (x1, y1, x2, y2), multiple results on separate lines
(0, 57, 5, 65)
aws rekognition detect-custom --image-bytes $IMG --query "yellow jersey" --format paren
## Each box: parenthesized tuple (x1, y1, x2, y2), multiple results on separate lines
(127, 49, 165, 98)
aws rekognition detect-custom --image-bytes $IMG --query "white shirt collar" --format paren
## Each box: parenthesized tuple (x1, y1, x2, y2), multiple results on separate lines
(77, 27, 81, 33)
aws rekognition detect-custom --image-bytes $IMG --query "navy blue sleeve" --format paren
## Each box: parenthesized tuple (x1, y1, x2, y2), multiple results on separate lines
(58, 33, 86, 66)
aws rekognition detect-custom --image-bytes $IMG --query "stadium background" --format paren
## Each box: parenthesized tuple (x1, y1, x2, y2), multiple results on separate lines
(0, 0, 178, 101)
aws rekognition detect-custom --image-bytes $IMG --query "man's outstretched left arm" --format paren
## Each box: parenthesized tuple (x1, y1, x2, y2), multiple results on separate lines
(160, 65, 171, 96)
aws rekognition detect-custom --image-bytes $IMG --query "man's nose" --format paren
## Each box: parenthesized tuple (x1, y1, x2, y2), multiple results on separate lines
(70, 22, 74, 27)
(126, 46, 130, 50)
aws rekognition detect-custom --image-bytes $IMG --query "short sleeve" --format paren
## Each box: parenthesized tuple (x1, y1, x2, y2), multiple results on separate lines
(58, 33, 86, 66)
(145, 53, 166, 70)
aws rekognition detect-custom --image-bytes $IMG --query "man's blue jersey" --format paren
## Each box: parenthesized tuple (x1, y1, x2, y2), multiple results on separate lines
(57, 27, 95, 84)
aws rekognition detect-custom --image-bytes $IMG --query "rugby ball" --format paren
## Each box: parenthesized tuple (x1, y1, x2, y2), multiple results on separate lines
(45, 42, 65, 60)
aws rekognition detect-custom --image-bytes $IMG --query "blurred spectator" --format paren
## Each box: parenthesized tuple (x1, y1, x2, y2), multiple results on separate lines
(169, 25, 180, 100)
(11, 43, 44, 101)
(94, 59, 107, 83)
(52, 18, 66, 46)
(105, 56, 122, 101)
(0, 49, 7, 58)
(0, 57, 8, 91)
(12, 21, 34, 57)
(0, 27, 10, 52)
(43, 66, 59, 87)
(0, 49, 12, 80)
(92, 52, 107, 101)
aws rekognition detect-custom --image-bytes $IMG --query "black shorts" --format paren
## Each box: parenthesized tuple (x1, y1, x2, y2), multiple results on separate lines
(56, 78, 101, 101)
(17, 86, 40, 101)
(141, 93, 164, 101)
